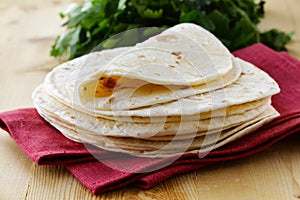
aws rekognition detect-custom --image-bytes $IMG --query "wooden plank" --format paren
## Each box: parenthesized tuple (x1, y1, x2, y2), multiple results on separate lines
(259, 0, 300, 59)
(0, 131, 34, 200)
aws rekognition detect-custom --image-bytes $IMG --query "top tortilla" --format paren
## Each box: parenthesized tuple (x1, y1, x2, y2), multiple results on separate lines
(43, 23, 239, 111)
(91, 23, 233, 86)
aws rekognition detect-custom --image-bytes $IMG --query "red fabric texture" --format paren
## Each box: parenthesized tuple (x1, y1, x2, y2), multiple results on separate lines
(0, 44, 299, 194)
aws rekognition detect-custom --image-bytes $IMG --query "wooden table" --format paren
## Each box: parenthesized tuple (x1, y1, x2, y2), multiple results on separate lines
(0, 0, 299, 199)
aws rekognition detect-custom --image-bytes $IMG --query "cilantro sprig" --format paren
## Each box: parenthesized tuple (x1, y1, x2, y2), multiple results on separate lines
(51, 0, 293, 60)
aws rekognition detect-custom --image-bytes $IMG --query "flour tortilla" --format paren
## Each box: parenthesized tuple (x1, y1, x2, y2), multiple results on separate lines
(88, 23, 233, 86)
(120, 106, 279, 157)
(43, 23, 238, 111)
(99, 106, 278, 151)
(78, 57, 240, 111)
(78, 58, 280, 117)
(95, 97, 269, 123)
(34, 101, 278, 157)
(44, 47, 240, 111)
(33, 84, 269, 138)
(43, 57, 279, 117)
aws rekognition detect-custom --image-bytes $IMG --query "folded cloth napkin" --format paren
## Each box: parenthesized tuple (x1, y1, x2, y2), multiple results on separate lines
(0, 43, 299, 194)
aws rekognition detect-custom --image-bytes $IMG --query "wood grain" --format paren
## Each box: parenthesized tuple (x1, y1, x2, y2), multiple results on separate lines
(0, 0, 299, 199)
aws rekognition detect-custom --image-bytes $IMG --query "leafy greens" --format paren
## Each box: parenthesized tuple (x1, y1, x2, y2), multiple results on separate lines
(51, 0, 293, 60)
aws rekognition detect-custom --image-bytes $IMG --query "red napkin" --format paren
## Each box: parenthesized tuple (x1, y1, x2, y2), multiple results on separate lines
(1, 43, 299, 194)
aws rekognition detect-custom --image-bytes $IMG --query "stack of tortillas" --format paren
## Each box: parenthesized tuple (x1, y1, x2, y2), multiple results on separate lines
(33, 23, 280, 158)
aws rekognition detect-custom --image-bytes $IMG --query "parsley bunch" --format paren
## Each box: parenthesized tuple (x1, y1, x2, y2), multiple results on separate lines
(51, 0, 293, 60)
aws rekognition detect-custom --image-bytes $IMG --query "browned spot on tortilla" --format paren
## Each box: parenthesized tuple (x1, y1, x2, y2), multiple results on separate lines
(109, 97, 115, 103)
(138, 55, 145, 58)
(95, 76, 121, 97)
(171, 52, 182, 56)
(176, 61, 180, 64)
(169, 65, 176, 68)
(103, 77, 120, 88)
(177, 56, 182, 60)
(155, 34, 178, 43)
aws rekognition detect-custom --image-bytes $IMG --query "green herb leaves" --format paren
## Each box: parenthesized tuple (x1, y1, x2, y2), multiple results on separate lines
(51, 0, 293, 60)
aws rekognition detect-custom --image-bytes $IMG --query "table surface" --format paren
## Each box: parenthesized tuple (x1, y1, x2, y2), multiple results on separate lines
(0, 0, 299, 199)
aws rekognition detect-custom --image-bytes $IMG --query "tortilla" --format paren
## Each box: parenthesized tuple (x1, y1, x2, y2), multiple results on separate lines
(44, 48, 240, 111)
(43, 55, 278, 118)
(34, 100, 278, 157)
(33, 84, 270, 138)
(78, 57, 240, 111)
(89, 23, 233, 86)
(91, 97, 270, 123)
